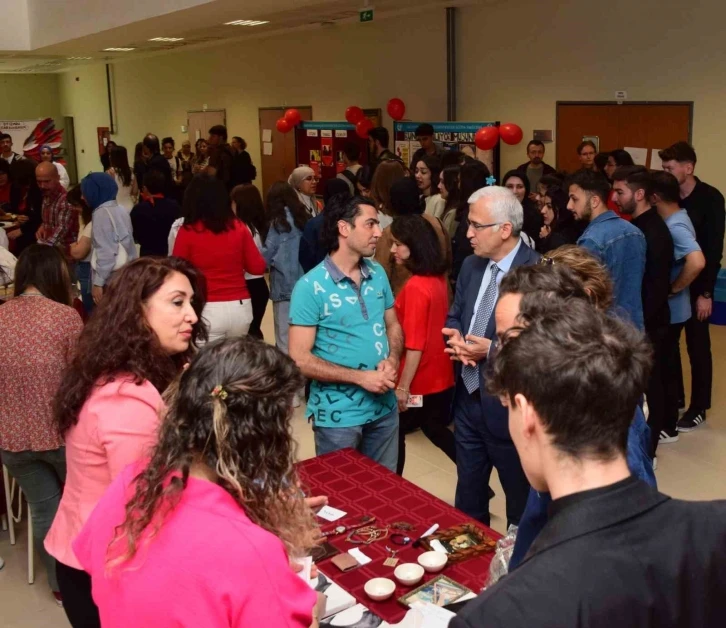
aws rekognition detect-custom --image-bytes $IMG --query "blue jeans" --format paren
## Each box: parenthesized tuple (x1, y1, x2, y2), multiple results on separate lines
(1, 447, 67, 592)
(76, 261, 94, 315)
(313, 409, 399, 472)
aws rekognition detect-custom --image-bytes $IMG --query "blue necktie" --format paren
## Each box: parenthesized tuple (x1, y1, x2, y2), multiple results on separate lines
(462, 263, 500, 393)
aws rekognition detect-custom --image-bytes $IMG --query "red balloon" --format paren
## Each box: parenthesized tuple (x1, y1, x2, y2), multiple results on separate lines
(475, 126, 499, 151)
(386, 98, 406, 121)
(356, 118, 374, 139)
(284, 108, 301, 126)
(499, 123, 523, 145)
(345, 106, 365, 125)
(276, 118, 292, 134)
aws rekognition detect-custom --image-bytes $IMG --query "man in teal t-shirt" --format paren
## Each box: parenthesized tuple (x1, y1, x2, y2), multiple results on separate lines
(289, 196, 403, 472)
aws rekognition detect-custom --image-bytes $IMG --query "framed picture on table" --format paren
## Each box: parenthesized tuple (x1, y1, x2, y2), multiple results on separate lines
(398, 574, 472, 608)
(419, 523, 497, 564)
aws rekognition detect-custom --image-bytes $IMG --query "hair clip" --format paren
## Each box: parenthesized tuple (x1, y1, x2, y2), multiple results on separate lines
(210, 385, 228, 400)
(539, 256, 555, 266)
(486, 176, 497, 186)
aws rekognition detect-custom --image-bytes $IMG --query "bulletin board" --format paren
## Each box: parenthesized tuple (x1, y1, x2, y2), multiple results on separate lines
(394, 121, 501, 180)
(294, 121, 369, 191)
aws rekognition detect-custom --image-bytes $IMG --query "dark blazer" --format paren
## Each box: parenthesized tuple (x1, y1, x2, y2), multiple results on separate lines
(451, 477, 726, 628)
(445, 241, 540, 439)
(298, 212, 325, 273)
(130, 197, 180, 257)
(516, 160, 556, 175)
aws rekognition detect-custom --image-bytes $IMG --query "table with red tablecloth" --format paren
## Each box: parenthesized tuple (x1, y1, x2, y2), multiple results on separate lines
(296, 449, 502, 624)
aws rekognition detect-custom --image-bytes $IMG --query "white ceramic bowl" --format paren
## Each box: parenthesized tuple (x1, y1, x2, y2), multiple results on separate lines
(417, 551, 448, 573)
(364, 577, 396, 601)
(394, 563, 425, 586)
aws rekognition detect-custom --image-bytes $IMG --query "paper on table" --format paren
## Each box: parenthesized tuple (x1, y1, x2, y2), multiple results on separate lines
(263, 142, 273, 156)
(262, 129, 272, 142)
(411, 601, 456, 627)
(294, 555, 313, 583)
(348, 547, 372, 565)
(650, 149, 664, 171)
(624, 147, 648, 166)
(316, 505, 347, 521)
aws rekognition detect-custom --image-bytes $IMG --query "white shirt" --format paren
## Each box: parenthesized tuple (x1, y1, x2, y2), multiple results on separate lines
(244, 227, 264, 280)
(467, 237, 522, 335)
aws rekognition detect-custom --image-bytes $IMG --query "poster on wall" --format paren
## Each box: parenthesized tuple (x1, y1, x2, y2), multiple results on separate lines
(295, 122, 370, 194)
(0, 118, 64, 163)
(394, 121, 500, 180)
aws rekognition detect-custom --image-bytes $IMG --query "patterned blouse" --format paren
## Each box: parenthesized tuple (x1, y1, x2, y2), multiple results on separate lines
(0, 295, 83, 451)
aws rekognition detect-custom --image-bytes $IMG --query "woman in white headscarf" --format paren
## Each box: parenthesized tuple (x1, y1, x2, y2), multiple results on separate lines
(287, 167, 321, 217)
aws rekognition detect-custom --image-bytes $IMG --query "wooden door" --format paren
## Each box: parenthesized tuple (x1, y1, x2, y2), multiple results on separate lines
(187, 110, 226, 143)
(556, 103, 692, 172)
(258, 106, 313, 198)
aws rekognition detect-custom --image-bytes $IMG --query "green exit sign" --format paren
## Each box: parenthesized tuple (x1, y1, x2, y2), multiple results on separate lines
(360, 9, 374, 22)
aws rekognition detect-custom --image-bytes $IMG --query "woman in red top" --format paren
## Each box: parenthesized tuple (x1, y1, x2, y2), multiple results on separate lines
(0, 245, 83, 603)
(389, 215, 456, 475)
(173, 174, 266, 342)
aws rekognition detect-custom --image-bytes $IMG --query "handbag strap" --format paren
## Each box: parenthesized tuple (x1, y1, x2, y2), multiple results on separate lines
(105, 206, 120, 241)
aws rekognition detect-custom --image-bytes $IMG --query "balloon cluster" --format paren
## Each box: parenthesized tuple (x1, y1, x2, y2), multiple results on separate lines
(276, 108, 302, 134)
(344, 98, 407, 138)
(474, 123, 524, 150)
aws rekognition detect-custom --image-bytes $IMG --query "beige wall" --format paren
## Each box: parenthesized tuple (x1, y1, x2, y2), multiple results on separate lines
(59, 9, 447, 178)
(458, 0, 726, 192)
(56, 0, 726, 200)
(0, 73, 61, 124)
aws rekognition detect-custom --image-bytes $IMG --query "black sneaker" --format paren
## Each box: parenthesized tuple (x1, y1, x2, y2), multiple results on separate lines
(658, 428, 679, 444)
(677, 409, 707, 433)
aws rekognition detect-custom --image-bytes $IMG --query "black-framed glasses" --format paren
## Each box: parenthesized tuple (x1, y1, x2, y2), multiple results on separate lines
(467, 220, 501, 231)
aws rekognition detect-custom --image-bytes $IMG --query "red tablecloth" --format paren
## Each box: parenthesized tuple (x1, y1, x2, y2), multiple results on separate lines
(296, 449, 501, 624)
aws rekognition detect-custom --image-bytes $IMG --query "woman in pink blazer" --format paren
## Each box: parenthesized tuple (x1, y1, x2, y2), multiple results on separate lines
(45, 257, 207, 627)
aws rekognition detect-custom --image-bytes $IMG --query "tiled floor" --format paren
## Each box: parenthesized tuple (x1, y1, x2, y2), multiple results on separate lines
(1, 312, 724, 627)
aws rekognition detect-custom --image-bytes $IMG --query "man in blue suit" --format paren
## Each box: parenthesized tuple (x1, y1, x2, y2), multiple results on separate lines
(443, 186, 540, 527)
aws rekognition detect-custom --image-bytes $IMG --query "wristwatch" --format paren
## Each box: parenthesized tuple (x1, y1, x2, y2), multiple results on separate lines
(702, 291, 712, 299)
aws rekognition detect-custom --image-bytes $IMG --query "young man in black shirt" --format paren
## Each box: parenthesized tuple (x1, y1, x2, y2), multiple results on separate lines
(449, 290, 726, 628)
(659, 142, 725, 431)
(368, 127, 402, 173)
(612, 166, 673, 454)
(408, 123, 444, 171)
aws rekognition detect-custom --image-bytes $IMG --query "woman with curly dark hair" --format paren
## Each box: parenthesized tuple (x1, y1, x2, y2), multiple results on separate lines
(45, 256, 207, 628)
(388, 215, 455, 474)
(73, 338, 322, 627)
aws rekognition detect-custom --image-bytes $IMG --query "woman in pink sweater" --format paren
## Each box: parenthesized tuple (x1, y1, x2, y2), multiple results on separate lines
(74, 337, 321, 627)
(45, 256, 207, 628)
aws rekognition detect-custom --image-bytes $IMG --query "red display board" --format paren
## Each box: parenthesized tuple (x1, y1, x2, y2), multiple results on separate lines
(295, 122, 369, 194)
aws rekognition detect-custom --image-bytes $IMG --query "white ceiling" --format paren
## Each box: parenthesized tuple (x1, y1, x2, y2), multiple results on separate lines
(0, 0, 471, 73)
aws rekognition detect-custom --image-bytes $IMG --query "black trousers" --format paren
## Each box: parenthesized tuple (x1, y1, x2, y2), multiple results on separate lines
(57, 561, 100, 628)
(675, 295, 712, 411)
(646, 325, 669, 455)
(246, 276, 270, 340)
(397, 387, 456, 476)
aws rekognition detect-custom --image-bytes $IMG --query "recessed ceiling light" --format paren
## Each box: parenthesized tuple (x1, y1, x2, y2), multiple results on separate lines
(149, 37, 184, 42)
(103, 47, 135, 52)
(67, 56, 93, 60)
(224, 19, 269, 26)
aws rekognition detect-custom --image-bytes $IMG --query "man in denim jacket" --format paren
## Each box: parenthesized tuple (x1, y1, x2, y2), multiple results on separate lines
(567, 169, 646, 330)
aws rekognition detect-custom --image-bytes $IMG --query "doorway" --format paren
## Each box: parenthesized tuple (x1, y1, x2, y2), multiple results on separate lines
(258, 106, 313, 198)
(556, 102, 693, 171)
(187, 110, 227, 144)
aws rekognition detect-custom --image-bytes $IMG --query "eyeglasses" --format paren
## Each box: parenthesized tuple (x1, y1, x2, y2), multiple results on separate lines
(538, 256, 555, 266)
(467, 220, 501, 231)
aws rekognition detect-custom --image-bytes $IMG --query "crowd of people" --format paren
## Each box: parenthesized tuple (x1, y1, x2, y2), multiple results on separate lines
(0, 121, 725, 627)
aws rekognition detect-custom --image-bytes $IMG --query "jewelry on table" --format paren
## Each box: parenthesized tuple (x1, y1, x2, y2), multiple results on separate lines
(391, 521, 415, 532)
(390, 533, 413, 546)
(383, 545, 399, 567)
(320, 515, 375, 538)
(346, 525, 390, 545)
